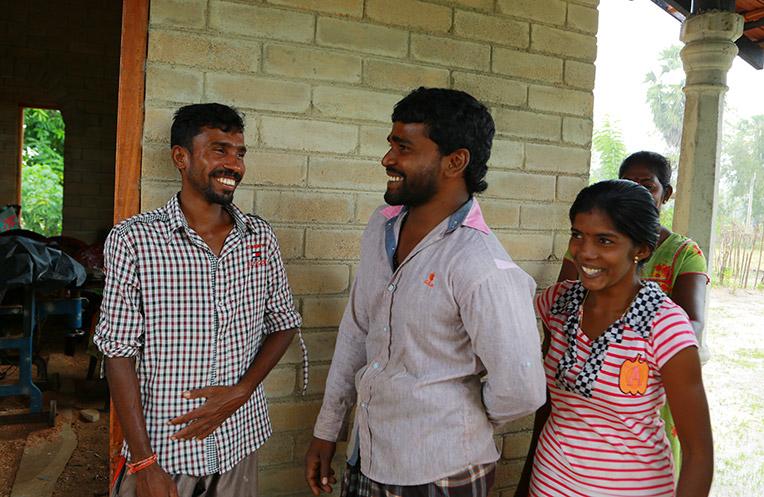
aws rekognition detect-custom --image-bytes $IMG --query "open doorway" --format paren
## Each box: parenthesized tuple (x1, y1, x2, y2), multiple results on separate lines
(0, 0, 123, 495)
(19, 107, 65, 237)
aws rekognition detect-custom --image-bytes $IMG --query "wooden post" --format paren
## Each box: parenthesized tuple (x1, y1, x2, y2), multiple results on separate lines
(743, 228, 757, 288)
(111, 0, 149, 482)
(753, 224, 764, 290)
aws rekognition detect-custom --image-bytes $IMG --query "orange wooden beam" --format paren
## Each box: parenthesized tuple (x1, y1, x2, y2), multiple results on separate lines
(111, 0, 149, 481)
(744, 7, 764, 22)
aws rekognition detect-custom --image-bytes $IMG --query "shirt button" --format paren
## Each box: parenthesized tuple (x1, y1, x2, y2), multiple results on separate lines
(361, 402, 368, 408)
(387, 283, 396, 292)
(383, 326, 388, 332)
(372, 362, 379, 369)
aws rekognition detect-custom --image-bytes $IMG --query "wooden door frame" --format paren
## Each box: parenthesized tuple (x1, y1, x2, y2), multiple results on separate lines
(110, 0, 149, 480)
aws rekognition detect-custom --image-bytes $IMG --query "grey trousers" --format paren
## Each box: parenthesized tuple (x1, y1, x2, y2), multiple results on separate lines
(113, 452, 258, 497)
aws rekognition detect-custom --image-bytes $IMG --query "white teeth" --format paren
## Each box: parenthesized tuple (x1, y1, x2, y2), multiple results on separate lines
(581, 266, 603, 276)
(387, 176, 403, 183)
(217, 177, 236, 186)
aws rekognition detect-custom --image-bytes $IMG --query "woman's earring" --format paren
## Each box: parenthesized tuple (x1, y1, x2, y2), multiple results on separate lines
(634, 256, 640, 265)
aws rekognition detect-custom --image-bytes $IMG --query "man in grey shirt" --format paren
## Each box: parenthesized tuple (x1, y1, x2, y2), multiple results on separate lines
(305, 87, 546, 497)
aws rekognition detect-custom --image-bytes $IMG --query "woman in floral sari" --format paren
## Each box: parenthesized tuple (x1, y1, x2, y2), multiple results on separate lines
(557, 151, 709, 474)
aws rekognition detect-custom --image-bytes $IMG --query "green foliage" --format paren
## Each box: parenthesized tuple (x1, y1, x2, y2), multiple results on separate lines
(644, 45, 684, 153)
(590, 116, 627, 184)
(20, 108, 65, 236)
(719, 115, 764, 226)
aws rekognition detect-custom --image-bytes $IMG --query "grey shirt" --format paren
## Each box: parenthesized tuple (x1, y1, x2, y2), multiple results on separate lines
(313, 198, 546, 485)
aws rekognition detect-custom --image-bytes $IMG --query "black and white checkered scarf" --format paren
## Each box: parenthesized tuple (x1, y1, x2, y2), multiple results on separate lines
(550, 280, 665, 398)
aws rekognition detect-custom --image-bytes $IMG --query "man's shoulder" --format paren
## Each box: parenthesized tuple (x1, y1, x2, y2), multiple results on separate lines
(110, 205, 171, 238)
(453, 229, 533, 285)
(243, 212, 274, 232)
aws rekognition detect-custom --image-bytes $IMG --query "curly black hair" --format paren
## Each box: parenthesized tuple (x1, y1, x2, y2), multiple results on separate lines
(391, 87, 495, 194)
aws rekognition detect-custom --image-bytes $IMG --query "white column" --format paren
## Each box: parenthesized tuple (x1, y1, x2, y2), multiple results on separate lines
(673, 11, 743, 354)
(674, 11, 743, 258)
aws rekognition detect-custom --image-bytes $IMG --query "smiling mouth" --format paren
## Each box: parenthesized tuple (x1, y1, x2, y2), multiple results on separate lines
(216, 177, 237, 187)
(581, 266, 604, 277)
(386, 171, 403, 184)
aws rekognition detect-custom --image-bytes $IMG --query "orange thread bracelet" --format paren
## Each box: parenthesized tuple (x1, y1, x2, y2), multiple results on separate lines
(127, 454, 158, 474)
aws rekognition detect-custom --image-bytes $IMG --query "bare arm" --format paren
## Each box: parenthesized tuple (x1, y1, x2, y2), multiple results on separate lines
(670, 274, 707, 337)
(661, 347, 714, 497)
(557, 258, 578, 282)
(106, 357, 178, 497)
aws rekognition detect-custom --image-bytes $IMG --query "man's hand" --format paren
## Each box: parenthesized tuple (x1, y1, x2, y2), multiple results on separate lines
(169, 385, 250, 440)
(305, 437, 337, 496)
(134, 464, 179, 497)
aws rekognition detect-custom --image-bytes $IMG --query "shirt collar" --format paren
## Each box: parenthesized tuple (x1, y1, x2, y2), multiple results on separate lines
(380, 198, 490, 235)
(164, 193, 253, 242)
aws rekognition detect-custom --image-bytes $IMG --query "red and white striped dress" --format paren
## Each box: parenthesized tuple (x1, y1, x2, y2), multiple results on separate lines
(530, 280, 698, 497)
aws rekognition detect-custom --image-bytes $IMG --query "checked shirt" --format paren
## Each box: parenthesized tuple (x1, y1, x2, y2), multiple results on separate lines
(95, 194, 304, 476)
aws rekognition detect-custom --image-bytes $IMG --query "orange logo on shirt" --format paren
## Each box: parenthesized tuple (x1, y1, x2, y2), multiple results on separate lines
(619, 354, 649, 395)
(424, 273, 435, 288)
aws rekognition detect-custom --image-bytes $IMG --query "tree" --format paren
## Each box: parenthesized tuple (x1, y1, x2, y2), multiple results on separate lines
(590, 116, 627, 184)
(719, 115, 764, 226)
(20, 108, 65, 236)
(644, 45, 685, 154)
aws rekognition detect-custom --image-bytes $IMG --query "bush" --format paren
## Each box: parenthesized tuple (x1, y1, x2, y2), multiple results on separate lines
(21, 108, 64, 236)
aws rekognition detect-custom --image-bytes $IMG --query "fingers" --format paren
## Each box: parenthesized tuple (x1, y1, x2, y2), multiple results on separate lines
(182, 386, 218, 400)
(319, 450, 333, 493)
(171, 419, 216, 441)
(305, 454, 322, 496)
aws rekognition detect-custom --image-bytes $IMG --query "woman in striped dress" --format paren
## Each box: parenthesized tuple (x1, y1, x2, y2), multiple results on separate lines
(515, 180, 713, 497)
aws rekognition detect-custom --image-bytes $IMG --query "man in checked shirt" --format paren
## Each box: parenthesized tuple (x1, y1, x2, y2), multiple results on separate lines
(95, 103, 304, 497)
(305, 88, 546, 497)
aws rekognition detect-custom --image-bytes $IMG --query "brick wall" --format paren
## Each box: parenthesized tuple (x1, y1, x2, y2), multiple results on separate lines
(0, 0, 121, 242)
(140, 0, 598, 495)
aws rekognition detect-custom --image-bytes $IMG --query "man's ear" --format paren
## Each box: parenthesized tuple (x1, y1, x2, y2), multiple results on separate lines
(443, 148, 470, 179)
(172, 145, 190, 172)
(662, 184, 673, 204)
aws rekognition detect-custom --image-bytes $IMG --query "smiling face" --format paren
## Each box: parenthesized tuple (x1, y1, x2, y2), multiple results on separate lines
(175, 126, 246, 206)
(569, 208, 650, 293)
(619, 162, 672, 212)
(381, 122, 444, 207)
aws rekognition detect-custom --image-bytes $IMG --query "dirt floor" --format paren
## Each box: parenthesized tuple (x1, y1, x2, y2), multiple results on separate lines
(0, 318, 109, 497)
(705, 286, 764, 497)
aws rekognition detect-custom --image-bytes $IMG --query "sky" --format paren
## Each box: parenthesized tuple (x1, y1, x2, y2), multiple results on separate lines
(593, 0, 764, 155)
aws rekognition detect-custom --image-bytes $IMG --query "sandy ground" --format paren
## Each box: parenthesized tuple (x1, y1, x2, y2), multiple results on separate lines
(705, 287, 764, 497)
(0, 322, 108, 497)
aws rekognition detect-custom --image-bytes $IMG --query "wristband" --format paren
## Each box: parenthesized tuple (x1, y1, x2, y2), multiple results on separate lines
(127, 453, 158, 474)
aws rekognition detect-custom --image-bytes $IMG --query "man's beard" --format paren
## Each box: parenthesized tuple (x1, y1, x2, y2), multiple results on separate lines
(201, 185, 234, 205)
(383, 167, 439, 207)
(193, 168, 241, 205)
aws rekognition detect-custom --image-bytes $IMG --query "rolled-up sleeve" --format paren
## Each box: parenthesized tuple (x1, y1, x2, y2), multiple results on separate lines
(313, 272, 369, 442)
(94, 230, 144, 358)
(460, 266, 546, 427)
(263, 232, 302, 334)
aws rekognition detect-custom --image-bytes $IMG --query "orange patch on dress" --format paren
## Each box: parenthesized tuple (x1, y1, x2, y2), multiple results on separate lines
(619, 354, 649, 395)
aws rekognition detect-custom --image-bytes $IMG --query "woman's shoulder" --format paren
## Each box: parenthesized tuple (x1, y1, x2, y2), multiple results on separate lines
(651, 295, 696, 341)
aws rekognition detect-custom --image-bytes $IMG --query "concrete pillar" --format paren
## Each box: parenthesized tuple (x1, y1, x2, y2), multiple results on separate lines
(674, 10, 743, 353)
(674, 10, 743, 261)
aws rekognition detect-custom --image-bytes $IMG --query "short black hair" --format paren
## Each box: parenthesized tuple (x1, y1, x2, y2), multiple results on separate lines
(570, 179, 660, 259)
(619, 151, 672, 189)
(171, 103, 245, 151)
(391, 87, 495, 194)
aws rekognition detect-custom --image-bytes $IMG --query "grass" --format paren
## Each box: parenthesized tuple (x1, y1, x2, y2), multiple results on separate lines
(705, 287, 764, 497)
